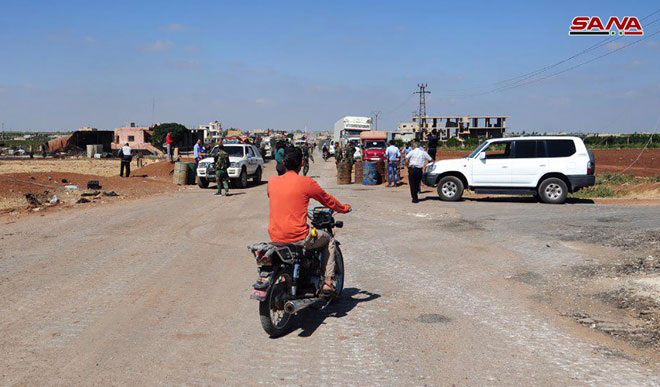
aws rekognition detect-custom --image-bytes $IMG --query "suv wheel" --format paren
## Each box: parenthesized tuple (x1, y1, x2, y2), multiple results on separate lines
(437, 176, 464, 202)
(238, 168, 248, 188)
(538, 178, 568, 204)
(198, 177, 209, 189)
(253, 167, 262, 185)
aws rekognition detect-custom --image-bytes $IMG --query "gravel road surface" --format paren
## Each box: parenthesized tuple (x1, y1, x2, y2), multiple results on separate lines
(1, 157, 659, 386)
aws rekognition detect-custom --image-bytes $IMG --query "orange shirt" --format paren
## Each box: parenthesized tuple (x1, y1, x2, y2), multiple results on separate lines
(267, 171, 349, 243)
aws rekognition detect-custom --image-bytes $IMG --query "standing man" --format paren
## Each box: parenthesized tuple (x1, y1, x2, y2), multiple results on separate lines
(118, 142, 132, 178)
(405, 141, 432, 203)
(427, 129, 439, 162)
(300, 136, 314, 176)
(214, 142, 230, 196)
(401, 142, 412, 169)
(165, 132, 174, 163)
(193, 139, 205, 166)
(274, 141, 286, 176)
(385, 140, 401, 187)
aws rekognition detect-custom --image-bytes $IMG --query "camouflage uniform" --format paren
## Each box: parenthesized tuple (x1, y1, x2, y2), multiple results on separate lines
(300, 142, 314, 176)
(214, 149, 230, 196)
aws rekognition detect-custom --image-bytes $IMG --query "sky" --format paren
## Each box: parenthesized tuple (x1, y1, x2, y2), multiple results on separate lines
(1, 0, 659, 133)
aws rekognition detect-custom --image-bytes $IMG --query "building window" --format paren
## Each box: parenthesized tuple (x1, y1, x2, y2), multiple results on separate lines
(128, 136, 135, 142)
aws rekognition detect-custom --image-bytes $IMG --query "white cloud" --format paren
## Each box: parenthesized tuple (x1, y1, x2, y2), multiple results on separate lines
(623, 90, 640, 99)
(255, 98, 267, 105)
(605, 42, 625, 50)
(167, 60, 200, 69)
(141, 40, 174, 52)
(83, 36, 97, 43)
(159, 23, 186, 32)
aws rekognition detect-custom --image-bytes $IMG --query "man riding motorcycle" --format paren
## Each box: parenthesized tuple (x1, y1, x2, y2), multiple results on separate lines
(267, 147, 351, 294)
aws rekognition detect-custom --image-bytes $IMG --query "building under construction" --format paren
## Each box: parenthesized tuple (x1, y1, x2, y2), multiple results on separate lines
(413, 115, 507, 142)
(398, 84, 507, 143)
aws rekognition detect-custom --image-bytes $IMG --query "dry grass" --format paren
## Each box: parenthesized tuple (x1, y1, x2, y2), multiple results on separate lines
(0, 158, 158, 177)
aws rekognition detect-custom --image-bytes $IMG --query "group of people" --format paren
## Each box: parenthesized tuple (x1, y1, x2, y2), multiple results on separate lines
(383, 140, 434, 203)
(274, 136, 314, 177)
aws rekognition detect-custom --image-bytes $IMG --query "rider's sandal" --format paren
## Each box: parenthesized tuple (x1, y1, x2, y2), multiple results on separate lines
(320, 284, 336, 296)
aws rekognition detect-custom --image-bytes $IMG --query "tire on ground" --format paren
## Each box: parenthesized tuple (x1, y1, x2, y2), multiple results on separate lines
(252, 167, 262, 185)
(236, 168, 248, 188)
(437, 176, 464, 202)
(538, 177, 568, 204)
(198, 177, 209, 188)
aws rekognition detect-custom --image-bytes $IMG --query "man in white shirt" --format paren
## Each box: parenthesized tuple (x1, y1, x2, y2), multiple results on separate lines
(405, 141, 432, 203)
(118, 143, 132, 178)
(384, 140, 401, 187)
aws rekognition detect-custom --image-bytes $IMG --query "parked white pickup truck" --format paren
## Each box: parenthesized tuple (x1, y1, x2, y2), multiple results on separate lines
(422, 136, 595, 204)
(196, 143, 264, 189)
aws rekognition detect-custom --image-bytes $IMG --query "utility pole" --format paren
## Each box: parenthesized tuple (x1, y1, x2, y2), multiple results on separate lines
(371, 111, 381, 131)
(414, 83, 430, 118)
(414, 83, 431, 139)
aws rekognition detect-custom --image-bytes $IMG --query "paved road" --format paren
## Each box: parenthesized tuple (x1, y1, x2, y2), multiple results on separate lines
(1, 159, 659, 386)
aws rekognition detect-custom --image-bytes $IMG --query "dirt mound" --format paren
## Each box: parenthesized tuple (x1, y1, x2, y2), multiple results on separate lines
(133, 159, 194, 181)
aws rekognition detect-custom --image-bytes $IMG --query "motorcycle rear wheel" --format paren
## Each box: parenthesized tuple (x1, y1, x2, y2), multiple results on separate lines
(259, 269, 292, 337)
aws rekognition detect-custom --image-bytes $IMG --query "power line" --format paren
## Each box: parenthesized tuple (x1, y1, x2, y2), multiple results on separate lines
(442, 7, 660, 94)
(440, 26, 660, 98)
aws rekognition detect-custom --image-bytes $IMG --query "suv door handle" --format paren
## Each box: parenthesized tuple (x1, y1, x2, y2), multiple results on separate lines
(539, 164, 546, 167)
(502, 166, 508, 168)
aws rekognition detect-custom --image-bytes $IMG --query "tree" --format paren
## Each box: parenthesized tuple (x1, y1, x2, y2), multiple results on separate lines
(151, 123, 189, 147)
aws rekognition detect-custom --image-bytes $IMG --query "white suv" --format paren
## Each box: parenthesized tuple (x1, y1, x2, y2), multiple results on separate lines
(422, 136, 595, 204)
(197, 143, 264, 189)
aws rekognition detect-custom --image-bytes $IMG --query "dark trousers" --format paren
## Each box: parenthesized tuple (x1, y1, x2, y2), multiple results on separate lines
(408, 167, 422, 202)
(428, 148, 437, 161)
(120, 159, 131, 177)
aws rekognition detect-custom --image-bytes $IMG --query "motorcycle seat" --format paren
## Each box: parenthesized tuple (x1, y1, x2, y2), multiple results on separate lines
(270, 243, 304, 261)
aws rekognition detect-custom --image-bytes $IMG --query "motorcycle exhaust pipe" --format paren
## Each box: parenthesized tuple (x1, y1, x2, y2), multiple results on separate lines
(284, 297, 324, 314)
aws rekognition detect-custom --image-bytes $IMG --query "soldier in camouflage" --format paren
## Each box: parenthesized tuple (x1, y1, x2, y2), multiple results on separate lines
(299, 136, 314, 176)
(214, 142, 230, 196)
(335, 141, 355, 165)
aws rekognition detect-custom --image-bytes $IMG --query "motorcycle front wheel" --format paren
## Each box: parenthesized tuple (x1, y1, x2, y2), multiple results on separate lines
(259, 268, 292, 337)
(333, 246, 344, 298)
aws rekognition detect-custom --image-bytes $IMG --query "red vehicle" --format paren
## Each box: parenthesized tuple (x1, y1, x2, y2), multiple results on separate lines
(359, 131, 388, 161)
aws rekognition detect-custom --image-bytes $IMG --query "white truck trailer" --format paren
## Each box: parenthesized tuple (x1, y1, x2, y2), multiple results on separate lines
(333, 116, 372, 144)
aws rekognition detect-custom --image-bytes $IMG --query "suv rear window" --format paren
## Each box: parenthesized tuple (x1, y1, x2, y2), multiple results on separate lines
(545, 140, 576, 158)
(513, 140, 548, 158)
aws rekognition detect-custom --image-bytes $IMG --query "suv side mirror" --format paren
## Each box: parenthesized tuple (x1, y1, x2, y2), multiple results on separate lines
(478, 152, 486, 160)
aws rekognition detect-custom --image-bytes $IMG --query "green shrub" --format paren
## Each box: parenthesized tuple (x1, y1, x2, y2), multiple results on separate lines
(571, 186, 625, 198)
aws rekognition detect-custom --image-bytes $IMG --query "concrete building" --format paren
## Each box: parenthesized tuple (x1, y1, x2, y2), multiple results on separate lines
(194, 121, 223, 143)
(395, 122, 418, 142)
(410, 115, 507, 142)
(112, 124, 162, 154)
(48, 130, 114, 153)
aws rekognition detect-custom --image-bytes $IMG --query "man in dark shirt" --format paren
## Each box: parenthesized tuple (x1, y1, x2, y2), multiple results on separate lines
(427, 129, 439, 161)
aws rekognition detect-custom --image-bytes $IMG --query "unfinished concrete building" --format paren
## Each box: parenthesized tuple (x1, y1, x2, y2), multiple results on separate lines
(410, 115, 507, 142)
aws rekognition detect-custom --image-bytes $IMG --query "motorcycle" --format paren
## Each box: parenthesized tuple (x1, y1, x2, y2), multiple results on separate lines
(248, 207, 347, 337)
(322, 149, 329, 161)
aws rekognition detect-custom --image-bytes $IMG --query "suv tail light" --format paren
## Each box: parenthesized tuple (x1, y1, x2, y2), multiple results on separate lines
(587, 161, 594, 175)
